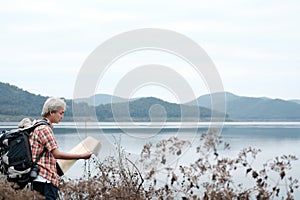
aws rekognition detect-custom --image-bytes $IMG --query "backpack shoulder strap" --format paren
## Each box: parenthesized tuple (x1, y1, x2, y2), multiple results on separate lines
(31, 119, 51, 129)
(22, 119, 51, 133)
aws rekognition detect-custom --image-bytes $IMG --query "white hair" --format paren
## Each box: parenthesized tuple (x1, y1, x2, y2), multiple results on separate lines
(41, 97, 66, 117)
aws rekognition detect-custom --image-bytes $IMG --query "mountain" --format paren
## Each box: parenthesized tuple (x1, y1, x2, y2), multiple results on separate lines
(188, 92, 239, 108)
(290, 100, 300, 104)
(94, 97, 220, 122)
(192, 92, 300, 121)
(75, 94, 132, 106)
(0, 82, 75, 121)
(1, 81, 300, 122)
(0, 82, 47, 121)
(0, 82, 223, 122)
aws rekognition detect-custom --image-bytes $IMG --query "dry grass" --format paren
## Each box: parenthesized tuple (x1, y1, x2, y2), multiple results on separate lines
(0, 130, 299, 199)
(0, 175, 44, 199)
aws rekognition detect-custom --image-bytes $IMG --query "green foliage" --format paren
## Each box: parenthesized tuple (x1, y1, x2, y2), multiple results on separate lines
(0, 82, 221, 122)
(0, 82, 75, 121)
(195, 92, 300, 121)
(0, 82, 46, 117)
(3, 81, 300, 122)
(95, 97, 216, 122)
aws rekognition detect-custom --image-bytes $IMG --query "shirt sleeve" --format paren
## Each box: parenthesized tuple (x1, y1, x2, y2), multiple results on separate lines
(36, 125, 58, 152)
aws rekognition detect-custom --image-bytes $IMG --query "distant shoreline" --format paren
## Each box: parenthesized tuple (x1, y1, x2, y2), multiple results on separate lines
(1, 121, 300, 130)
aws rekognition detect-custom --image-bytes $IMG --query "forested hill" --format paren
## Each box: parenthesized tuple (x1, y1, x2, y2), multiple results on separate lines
(0, 82, 221, 122)
(0, 82, 48, 120)
(3, 81, 299, 122)
(94, 97, 217, 121)
(0, 82, 74, 121)
(190, 92, 300, 121)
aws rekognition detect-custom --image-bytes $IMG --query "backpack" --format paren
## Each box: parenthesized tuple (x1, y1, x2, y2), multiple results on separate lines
(0, 118, 50, 188)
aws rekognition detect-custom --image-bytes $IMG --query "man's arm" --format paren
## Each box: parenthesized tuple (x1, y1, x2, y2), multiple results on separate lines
(52, 148, 92, 160)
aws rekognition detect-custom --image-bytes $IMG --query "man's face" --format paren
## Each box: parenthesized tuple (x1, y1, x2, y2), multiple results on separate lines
(50, 107, 65, 124)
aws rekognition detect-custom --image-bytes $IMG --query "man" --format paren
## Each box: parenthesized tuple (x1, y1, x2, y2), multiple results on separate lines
(30, 97, 92, 199)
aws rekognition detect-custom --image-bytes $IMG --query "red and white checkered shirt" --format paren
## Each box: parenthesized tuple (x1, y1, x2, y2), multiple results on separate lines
(30, 124, 59, 187)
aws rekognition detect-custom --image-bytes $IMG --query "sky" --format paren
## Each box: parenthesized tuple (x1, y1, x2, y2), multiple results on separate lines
(1, 0, 300, 103)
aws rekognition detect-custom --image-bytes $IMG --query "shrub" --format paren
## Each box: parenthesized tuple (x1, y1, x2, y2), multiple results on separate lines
(0, 130, 299, 199)
(0, 176, 43, 199)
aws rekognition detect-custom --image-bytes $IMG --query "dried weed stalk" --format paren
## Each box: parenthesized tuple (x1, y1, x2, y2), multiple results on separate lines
(139, 130, 299, 200)
(0, 130, 299, 200)
(58, 147, 145, 199)
(0, 175, 44, 199)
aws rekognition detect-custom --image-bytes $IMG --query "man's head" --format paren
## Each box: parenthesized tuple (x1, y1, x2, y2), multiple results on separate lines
(41, 97, 66, 124)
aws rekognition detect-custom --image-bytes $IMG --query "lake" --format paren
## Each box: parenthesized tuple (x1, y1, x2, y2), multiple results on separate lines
(1, 122, 299, 198)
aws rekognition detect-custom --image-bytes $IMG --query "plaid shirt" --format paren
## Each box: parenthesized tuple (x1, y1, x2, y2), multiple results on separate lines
(30, 124, 59, 187)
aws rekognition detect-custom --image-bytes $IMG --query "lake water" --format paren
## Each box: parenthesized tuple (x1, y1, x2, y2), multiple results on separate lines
(1, 122, 299, 198)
